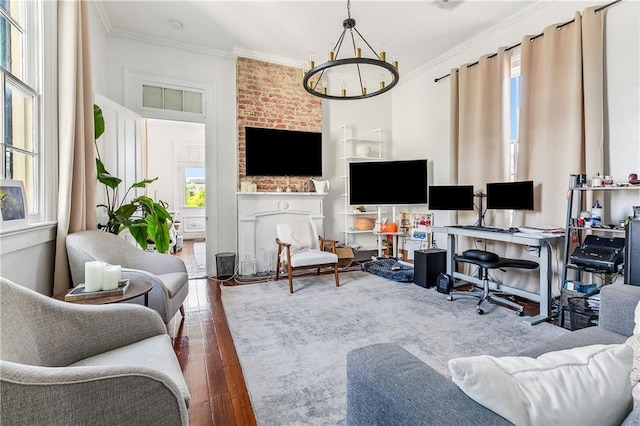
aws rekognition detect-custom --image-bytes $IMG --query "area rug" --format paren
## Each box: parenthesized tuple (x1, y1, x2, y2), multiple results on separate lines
(221, 270, 569, 425)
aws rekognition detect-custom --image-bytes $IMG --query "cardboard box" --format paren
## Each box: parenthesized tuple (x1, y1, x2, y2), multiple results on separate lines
(336, 247, 355, 267)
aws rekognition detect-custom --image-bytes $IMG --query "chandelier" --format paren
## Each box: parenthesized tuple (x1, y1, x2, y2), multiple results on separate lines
(302, 0, 399, 100)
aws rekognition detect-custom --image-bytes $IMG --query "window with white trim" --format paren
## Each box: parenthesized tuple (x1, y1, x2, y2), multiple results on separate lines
(1, 0, 41, 220)
(509, 49, 522, 182)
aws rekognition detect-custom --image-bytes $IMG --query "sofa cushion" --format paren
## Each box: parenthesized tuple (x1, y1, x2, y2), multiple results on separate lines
(72, 334, 190, 406)
(448, 344, 633, 426)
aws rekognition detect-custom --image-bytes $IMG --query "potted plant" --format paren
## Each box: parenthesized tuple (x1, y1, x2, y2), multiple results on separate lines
(94, 104, 172, 253)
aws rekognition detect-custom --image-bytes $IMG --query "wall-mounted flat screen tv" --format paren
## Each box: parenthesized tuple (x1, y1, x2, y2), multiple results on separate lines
(349, 159, 428, 205)
(245, 127, 322, 176)
(428, 185, 475, 210)
(486, 180, 534, 210)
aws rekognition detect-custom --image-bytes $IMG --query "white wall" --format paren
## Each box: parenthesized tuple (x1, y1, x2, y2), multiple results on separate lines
(102, 36, 236, 276)
(146, 119, 206, 240)
(322, 94, 393, 243)
(89, 4, 108, 96)
(392, 1, 640, 246)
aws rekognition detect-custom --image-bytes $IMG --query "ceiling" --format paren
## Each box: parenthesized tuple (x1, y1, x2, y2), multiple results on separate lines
(97, 0, 540, 80)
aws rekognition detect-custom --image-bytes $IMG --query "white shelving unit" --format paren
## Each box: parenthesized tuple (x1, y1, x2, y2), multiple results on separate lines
(340, 124, 387, 254)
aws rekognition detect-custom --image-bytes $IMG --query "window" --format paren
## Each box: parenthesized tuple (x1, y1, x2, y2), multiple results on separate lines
(184, 166, 205, 207)
(142, 84, 204, 114)
(508, 49, 522, 182)
(1, 0, 41, 220)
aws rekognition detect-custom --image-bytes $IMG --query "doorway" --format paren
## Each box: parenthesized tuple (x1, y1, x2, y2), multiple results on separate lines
(145, 118, 206, 278)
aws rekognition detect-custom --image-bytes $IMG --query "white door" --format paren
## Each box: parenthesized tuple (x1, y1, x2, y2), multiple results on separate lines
(94, 93, 142, 227)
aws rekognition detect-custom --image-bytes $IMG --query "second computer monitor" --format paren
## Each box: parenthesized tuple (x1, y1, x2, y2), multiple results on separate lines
(428, 185, 475, 211)
(486, 180, 534, 210)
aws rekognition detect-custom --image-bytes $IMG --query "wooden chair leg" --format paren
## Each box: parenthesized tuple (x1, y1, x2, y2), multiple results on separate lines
(289, 272, 293, 293)
(316, 268, 321, 275)
(179, 305, 185, 317)
(287, 265, 294, 293)
(334, 264, 340, 287)
(276, 259, 281, 281)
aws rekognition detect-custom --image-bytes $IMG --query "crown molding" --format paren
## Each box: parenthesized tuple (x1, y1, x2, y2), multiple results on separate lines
(92, 1, 112, 34)
(107, 28, 234, 59)
(402, 1, 554, 83)
(233, 48, 304, 69)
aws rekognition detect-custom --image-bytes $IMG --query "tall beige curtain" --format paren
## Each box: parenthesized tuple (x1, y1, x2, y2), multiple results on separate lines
(53, 0, 97, 295)
(450, 48, 511, 228)
(512, 7, 605, 294)
(517, 7, 606, 227)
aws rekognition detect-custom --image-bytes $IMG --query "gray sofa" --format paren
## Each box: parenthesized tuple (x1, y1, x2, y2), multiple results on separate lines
(347, 283, 640, 425)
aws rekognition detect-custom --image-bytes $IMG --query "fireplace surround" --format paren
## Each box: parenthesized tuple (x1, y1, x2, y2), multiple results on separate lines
(237, 192, 327, 274)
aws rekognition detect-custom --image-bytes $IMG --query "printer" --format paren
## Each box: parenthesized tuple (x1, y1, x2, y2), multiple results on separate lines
(570, 235, 625, 272)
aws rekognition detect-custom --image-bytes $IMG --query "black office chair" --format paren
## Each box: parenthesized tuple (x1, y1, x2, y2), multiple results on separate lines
(447, 249, 538, 315)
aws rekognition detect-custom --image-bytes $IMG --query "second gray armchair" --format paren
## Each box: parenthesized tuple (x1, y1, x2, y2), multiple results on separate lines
(66, 230, 189, 323)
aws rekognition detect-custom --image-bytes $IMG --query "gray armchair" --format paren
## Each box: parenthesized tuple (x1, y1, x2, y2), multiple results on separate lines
(66, 230, 188, 323)
(0, 277, 190, 425)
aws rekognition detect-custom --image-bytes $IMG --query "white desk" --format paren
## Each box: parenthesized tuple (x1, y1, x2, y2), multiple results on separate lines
(433, 226, 564, 326)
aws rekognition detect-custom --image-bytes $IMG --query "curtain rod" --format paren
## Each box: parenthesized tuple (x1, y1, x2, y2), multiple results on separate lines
(433, 0, 622, 83)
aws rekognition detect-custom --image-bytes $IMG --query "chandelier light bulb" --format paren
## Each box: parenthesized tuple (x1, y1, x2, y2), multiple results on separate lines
(380, 51, 386, 62)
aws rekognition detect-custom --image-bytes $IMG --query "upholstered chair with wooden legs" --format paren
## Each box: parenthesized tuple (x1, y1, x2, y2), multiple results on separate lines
(66, 230, 188, 323)
(275, 221, 340, 293)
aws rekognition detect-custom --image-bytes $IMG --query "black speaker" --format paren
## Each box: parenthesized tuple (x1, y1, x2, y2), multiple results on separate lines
(413, 248, 446, 288)
(626, 219, 640, 285)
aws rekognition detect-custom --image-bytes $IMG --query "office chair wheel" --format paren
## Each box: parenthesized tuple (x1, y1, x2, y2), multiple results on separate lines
(517, 310, 524, 317)
(447, 295, 453, 301)
(476, 307, 484, 315)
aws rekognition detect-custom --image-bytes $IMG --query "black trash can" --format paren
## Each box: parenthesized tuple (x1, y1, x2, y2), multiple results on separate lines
(215, 252, 236, 280)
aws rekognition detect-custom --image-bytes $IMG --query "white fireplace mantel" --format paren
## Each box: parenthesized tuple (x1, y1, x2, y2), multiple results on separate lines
(237, 192, 327, 274)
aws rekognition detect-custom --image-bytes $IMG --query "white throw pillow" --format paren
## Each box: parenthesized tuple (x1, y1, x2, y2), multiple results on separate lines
(634, 299, 640, 335)
(448, 344, 632, 426)
(626, 300, 640, 408)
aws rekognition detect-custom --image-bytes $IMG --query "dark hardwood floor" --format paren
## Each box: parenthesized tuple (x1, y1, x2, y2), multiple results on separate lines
(169, 241, 257, 426)
(167, 242, 551, 425)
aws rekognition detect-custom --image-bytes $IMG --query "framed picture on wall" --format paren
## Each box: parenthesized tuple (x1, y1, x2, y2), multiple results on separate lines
(0, 179, 28, 229)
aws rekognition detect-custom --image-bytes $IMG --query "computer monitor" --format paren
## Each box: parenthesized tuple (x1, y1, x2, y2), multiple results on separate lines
(486, 180, 534, 210)
(428, 185, 475, 210)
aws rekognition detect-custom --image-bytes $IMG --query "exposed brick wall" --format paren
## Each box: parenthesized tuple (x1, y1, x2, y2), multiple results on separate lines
(237, 57, 322, 192)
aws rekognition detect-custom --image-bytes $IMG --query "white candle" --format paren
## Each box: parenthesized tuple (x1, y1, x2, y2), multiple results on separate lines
(102, 264, 121, 290)
(84, 261, 104, 292)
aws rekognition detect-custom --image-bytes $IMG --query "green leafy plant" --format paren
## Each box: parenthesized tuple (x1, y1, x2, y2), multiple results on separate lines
(94, 104, 172, 253)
